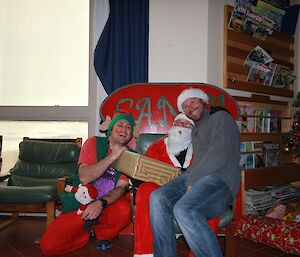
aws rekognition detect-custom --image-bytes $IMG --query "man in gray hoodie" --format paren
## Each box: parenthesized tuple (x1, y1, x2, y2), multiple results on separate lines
(150, 88, 241, 257)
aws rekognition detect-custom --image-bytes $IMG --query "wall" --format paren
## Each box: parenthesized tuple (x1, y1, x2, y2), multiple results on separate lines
(148, 0, 209, 82)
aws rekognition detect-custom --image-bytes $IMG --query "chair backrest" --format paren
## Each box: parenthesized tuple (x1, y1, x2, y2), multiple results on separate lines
(8, 140, 81, 187)
(136, 134, 165, 155)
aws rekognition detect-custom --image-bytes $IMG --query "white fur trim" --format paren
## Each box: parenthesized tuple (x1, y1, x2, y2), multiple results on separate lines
(177, 88, 209, 112)
(133, 254, 153, 257)
(174, 113, 194, 126)
(164, 138, 192, 168)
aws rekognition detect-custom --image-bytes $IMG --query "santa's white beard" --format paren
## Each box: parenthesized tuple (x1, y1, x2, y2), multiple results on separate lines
(167, 126, 192, 155)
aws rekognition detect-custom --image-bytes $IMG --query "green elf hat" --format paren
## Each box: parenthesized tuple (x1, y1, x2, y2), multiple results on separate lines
(107, 109, 136, 137)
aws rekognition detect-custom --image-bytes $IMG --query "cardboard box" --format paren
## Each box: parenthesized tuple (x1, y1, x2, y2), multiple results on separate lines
(112, 151, 180, 186)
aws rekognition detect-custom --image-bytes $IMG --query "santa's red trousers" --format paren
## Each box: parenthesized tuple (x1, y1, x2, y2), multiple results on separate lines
(40, 195, 131, 256)
(134, 182, 220, 257)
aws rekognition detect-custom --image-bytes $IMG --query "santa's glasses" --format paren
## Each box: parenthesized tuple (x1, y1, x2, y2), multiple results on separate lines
(173, 120, 193, 128)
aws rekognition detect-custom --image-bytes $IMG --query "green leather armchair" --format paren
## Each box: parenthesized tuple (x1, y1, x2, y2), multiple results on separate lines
(136, 133, 235, 257)
(0, 139, 81, 230)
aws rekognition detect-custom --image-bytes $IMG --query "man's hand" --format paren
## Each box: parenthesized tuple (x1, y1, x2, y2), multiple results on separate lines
(64, 185, 73, 192)
(81, 200, 103, 220)
(110, 144, 127, 161)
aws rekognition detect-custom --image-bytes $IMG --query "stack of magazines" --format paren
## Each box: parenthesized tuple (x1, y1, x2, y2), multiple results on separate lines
(246, 185, 300, 215)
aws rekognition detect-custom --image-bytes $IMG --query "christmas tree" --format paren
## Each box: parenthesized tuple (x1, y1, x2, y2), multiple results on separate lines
(283, 92, 300, 160)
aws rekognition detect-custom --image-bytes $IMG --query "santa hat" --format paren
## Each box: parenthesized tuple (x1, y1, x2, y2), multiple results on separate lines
(177, 88, 209, 113)
(83, 184, 98, 199)
(174, 113, 194, 126)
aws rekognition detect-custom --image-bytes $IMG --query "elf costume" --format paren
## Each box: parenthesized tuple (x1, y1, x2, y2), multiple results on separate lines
(40, 110, 135, 256)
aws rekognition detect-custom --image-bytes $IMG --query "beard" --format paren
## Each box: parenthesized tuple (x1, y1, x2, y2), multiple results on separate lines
(167, 126, 192, 155)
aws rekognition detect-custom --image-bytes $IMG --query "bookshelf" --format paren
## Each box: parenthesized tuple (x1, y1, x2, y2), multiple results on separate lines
(223, 5, 295, 98)
(233, 94, 297, 216)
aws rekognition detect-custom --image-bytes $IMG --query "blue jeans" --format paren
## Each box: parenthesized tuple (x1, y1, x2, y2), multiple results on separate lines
(149, 173, 233, 257)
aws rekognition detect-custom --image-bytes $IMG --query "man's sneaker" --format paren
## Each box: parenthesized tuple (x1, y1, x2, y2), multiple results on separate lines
(96, 240, 112, 251)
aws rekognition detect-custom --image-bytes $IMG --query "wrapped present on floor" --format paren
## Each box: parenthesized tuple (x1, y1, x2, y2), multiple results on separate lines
(112, 150, 180, 186)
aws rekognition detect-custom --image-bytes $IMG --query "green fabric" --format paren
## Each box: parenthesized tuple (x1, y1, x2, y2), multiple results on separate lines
(60, 136, 129, 213)
(60, 191, 80, 213)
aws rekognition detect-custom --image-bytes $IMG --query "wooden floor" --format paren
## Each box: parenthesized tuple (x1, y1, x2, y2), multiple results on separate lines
(0, 216, 299, 257)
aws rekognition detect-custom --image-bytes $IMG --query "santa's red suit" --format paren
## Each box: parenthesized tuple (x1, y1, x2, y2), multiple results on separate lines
(134, 137, 220, 257)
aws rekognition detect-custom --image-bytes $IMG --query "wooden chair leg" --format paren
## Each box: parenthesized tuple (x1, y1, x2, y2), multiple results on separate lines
(224, 222, 235, 257)
(46, 201, 55, 227)
(0, 212, 18, 231)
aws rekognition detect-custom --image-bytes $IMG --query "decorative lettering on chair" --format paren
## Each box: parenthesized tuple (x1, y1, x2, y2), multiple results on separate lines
(100, 83, 239, 134)
(208, 94, 226, 108)
(157, 97, 177, 127)
(136, 97, 157, 129)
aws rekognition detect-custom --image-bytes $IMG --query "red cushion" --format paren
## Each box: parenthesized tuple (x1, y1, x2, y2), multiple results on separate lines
(236, 215, 300, 255)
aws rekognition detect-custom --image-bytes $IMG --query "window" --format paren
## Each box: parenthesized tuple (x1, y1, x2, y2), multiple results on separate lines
(0, 0, 92, 174)
(0, 0, 89, 106)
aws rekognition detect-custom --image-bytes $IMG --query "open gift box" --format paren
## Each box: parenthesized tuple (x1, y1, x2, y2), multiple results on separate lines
(112, 150, 180, 186)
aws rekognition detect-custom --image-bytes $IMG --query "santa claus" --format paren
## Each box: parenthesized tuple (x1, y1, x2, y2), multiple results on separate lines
(134, 113, 220, 257)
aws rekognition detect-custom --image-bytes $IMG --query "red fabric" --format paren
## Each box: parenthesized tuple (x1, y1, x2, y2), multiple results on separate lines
(145, 137, 173, 164)
(40, 195, 131, 256)
(236, 214, 300, 255)
(134, 138, 219, 255)
(134, 182, 160, 254)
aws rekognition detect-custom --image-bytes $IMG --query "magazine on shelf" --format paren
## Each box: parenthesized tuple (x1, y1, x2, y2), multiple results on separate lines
(263, 142, 280, 167)
(254, 153, 265, 168)
(254, 0, 286, 31)
(269, 109, 282, 133)
(239, 104, 254, 133)
(253, 141, 263, 151)
(228, 3, 274, 40)
(244, 46, 273, 67)
(262, 107, 271, 133)
(240, 141, 255, 170)
(246, 64, 270, 84)
(263, 63, 277, 86)
(272, 64, 296, 88)
(254, 108, 264, 133)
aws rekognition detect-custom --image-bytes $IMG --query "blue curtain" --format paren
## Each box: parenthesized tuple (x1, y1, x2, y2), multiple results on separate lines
(94, 0, 149, 94)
